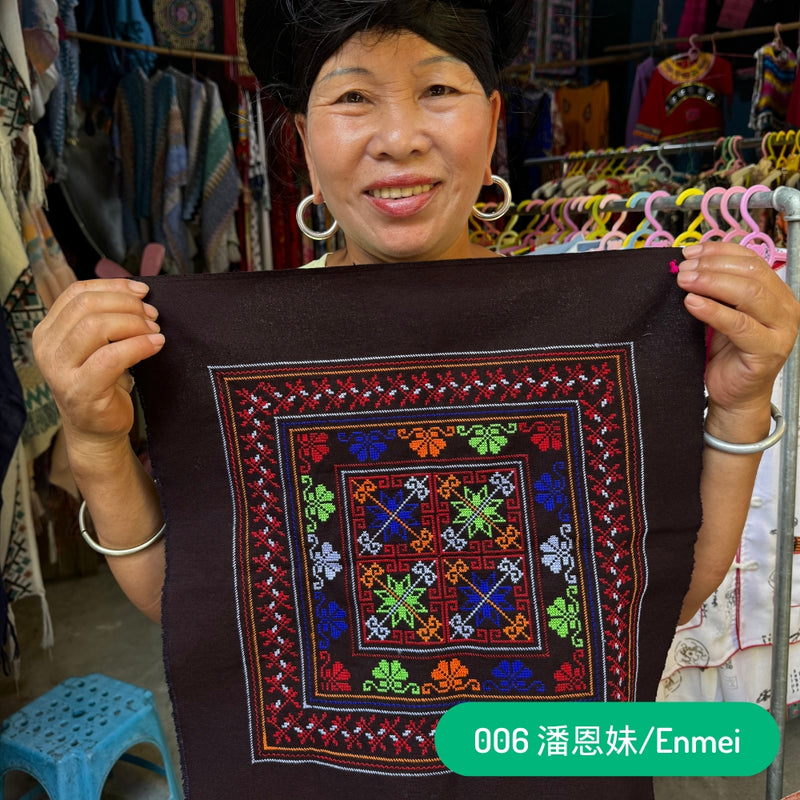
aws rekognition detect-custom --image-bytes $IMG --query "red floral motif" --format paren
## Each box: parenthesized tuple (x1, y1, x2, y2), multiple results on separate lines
(554, 649, 588, 693)
(520, 420, 563, 452)
(296, 431, 330, 473)
(319, 650, 352, 692)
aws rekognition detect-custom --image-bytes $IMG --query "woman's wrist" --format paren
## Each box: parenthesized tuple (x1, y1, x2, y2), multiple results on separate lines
(704, 399, 773, 447)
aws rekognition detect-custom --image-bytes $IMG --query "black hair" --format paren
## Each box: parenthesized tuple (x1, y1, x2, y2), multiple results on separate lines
(243, 0, 532, 112)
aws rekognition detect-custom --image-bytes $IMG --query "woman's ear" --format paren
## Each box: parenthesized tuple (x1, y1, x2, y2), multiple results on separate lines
(294, 114, 324, 203)
(483, 90, 502, 185)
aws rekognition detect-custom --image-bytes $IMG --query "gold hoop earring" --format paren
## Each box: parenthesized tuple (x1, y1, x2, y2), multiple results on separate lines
(296, 194, 339, 241)
(472, 175, 513, 221)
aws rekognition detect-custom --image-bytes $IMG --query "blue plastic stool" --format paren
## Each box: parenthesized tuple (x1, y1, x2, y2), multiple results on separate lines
(0, 673, 181, 799)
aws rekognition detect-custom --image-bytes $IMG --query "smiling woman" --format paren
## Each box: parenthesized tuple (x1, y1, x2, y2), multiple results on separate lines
(28, 2, 800, 800)
(294, 31, 502, 264)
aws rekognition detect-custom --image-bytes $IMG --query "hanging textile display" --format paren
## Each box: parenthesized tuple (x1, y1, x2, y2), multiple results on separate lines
(153, 0, 215, 52)
(222, 0, 256, 89)
(634, 51, 733, 144)
(748, 38, 798, 135)
(133, 249, 706, 800)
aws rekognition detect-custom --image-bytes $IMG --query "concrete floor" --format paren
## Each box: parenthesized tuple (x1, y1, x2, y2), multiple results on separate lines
(1, 565, 799, 799)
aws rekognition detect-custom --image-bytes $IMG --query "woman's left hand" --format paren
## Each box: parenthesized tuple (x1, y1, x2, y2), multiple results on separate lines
(677, 242, 800, 429)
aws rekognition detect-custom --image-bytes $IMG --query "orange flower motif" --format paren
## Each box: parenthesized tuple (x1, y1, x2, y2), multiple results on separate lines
(422, 658, 481, 694)
(397, 425, 455, 458)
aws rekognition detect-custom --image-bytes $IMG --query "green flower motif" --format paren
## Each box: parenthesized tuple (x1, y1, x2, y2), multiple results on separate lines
(301, 475, 336, 534)
(546, 585, 584, 647)
(373, 573, 427, 628)
(450, 484, 505, 539)
(363, 659, 420, 695)
(456, 423, 517, 456)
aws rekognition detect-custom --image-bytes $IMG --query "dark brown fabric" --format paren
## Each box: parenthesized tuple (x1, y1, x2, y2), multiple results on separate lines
(135, 249, 706, 800)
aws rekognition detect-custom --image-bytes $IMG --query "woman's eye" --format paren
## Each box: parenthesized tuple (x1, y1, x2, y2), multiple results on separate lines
(336, 91, 365, 104)
(426, 85, 455, 97)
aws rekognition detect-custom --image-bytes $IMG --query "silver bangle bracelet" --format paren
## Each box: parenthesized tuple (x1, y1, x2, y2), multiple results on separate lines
(703, 402, 786, 455)
(79, 500, 165, 556)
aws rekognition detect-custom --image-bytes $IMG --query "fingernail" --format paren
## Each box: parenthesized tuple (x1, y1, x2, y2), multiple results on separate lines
(147, 333, 165, 347)
(677, 269, 698, 284)
(143, 303, 159, 319)
(128, 280, 149, 295)
(680, 258, 699, 271)
(682, 244, 702, 257)
(145, 319, 161, 332)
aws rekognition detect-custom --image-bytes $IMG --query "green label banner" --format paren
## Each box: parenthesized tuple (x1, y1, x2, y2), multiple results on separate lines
(435, 702, 778, 776)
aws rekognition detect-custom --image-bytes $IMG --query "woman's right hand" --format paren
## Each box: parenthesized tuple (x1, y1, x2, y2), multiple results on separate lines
(32, 278, 165, 449)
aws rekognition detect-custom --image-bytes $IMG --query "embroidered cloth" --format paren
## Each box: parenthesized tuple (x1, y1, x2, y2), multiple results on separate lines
(135, 249, 706, 799)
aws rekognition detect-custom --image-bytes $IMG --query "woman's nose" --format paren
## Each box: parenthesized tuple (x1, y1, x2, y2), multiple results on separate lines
(366, 100, 432, 161)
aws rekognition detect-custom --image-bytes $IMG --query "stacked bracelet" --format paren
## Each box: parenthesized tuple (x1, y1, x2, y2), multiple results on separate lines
(79, 500, 165, 556)
(703, 402, 786, 455)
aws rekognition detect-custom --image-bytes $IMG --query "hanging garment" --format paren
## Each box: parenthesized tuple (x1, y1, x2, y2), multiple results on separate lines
(515, 0, 578, 76)
(748, 41, 798, 134)
(788, 71, 800, 129)
(169, 66, 208, 227)
(44, 0, 80, 180)
(554, 81, 609, 154)
(149, 70, 189, 273)
(4, 266, 60, 462)
(716, 0, 755, 30)
(0, 20, 46, 230)
(625, 57, 656, 147)
(200, 78, 240, 273)
(222, 0, 256, 89)
(133, 248, 706, 800)
(634, 52, 733, 144)
(677, 0, 708, 38)
(0, 441, 54, 678)
(112, 67, 150, 257)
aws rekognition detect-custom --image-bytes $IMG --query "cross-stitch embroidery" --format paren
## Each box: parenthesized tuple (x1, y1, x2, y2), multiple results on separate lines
(211, 346, 648, 773)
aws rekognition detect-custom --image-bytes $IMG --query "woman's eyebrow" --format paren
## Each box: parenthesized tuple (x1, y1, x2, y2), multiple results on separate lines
(319, 55, 466, 84)
(318, 66, 371, 84)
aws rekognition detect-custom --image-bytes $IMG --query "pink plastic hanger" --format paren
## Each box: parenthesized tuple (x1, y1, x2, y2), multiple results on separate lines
(699, 186, 729, 242)
(643, 190, 674, 248)
(597, 193, 628, 250)
(737, 184, 777, 266)
(720, 186, 749, 242)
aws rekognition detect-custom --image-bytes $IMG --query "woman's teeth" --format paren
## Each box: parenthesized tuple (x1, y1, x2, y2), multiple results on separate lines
(368, 184, 434, 199)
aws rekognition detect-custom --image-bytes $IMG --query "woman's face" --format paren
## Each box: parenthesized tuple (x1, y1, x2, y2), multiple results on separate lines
(295, 30, 501, 264)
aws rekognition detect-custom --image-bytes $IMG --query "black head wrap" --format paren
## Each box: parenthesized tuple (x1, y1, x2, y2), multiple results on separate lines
(243, 0, 532, 111)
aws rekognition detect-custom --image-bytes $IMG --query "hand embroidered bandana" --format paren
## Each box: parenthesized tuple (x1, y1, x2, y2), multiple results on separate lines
(135, 249, 706, 800)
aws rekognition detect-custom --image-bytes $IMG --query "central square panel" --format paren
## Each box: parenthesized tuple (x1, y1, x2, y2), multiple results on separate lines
(339, 458, 543, 653)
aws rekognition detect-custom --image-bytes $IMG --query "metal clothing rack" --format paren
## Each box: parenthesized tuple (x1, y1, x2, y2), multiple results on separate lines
(522, 138, 765, 169)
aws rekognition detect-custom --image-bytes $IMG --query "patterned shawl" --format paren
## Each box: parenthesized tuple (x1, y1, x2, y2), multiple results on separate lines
(135, 249, 706, 800)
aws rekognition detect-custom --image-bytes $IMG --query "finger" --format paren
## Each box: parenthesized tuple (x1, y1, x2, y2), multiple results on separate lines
(677, 269, 778, 326)
(76, 333, 165, 394)
(54, 311, 162, 370)
(681, 241, 768, 264)
(40, 285, 158, 349)
(44, 279, 151, 325)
